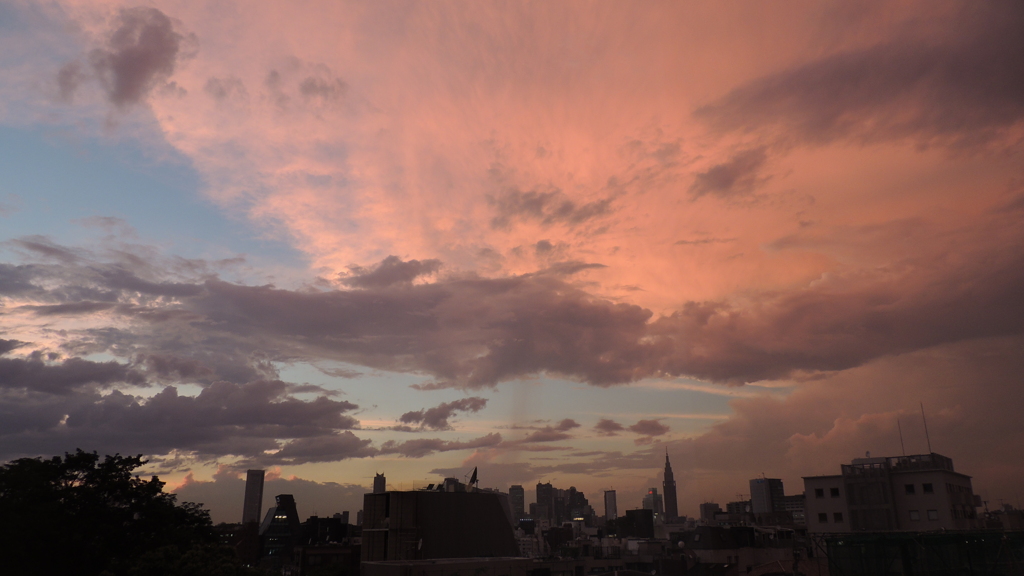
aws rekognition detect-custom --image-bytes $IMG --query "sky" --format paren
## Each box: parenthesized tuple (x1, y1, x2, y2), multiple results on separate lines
(1, 0, 1023, 524)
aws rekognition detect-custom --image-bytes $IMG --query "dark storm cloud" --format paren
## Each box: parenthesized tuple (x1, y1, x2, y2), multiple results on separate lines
(9, 236, 81, 263)
(695, 3, 1024, 146)
(628, 419, 669, 437)
(254, 431, 376, 466)
(0, 264, 40, 295)
(594, 418, 624, 436)
(0, 378, 362, 462)
(7, 231, 1024, 393)
(299, 75, 347, 103)
(536, 261, 607, 276)
(517, 419, 580, 443)
(0, 339, 25, 355)
(688, 147, 769, 199)
(378, 433, 503, 458)
(489, 188, 613, 229)
(89, 7, 188, 108)
(343, 255, 442, 288)
(398, 397, 488, 431)
(0, 355, 145, 394)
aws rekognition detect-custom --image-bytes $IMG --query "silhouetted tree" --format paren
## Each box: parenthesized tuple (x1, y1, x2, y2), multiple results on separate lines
(0, 449, 257, 575)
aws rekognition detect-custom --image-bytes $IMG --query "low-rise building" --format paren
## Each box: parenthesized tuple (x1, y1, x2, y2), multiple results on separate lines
(804, 452, 982, 533)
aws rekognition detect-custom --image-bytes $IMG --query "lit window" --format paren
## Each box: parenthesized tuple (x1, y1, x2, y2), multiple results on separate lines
(833, 512, 843, 523)
(923, 483, 934, 494)
(818, 513, 828, 523)
(905, 484, 915, 495)
(909, 510, 920, 521)
(927, 510, 939, 520)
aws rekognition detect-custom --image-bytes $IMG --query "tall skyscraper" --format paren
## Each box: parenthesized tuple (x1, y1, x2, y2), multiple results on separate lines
(535, 482, 554, 521)
(373, 472, 386, 494)
(509, 485, 525, 519)
(750, 477, 785, 514)
(663, 452, 679, 521)
(604, 490, 617, 521)
(242, 469, 265, 524)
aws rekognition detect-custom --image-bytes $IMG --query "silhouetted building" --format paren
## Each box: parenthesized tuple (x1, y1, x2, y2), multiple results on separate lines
(535, 482, 555, 522)
(361, 490, 518, 561)
(642, 488, 664, 517)
(824, 531, 1024, 574)
(302, 515, 349, 545)
(509, 485, 525, 520)
(750, 477, 785, 514)
(242, 469, 265, 524)
(782, 493, 806, 525)
(619, 509, 655, 538)
(726, 500, 750, 515)
(805, 452, 982, 532)
(334, 511, 350, 525)
(604, 490, 618, 521)
(260, 494, 302, 561)
(700, 502, 722, 523)
(374, 472, 387, 494)
(678, 525, 797, 569)
(663, 452, 679, 521)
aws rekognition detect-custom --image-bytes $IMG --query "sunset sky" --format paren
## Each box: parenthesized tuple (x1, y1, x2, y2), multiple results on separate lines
(1, 0, 1023, 523)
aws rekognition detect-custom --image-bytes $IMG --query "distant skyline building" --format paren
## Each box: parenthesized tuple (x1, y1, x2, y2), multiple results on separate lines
(242, 469, 265, 524)
(536, 482, 554, 522)
(509, 485, 525, 519)
(642, 487, 664, 516)
(604, 490, 618, 521)
(663, 452, 679, 521)
(750, 477, 786, 514)
(373, 472, 386, 494)
(699, 502, 722, 523)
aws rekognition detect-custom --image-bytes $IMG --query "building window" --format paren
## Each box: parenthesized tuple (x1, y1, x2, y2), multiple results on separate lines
(905, 484, 915, 495)
(928, 509, 939, 520)
(923, 483, 934, 494)
(818, 513, 828, 523)
(830, 487, 840, 498)
(814, 488, 824, 498)
(833, 512, 843, 523)
(909, 510, 921, 521)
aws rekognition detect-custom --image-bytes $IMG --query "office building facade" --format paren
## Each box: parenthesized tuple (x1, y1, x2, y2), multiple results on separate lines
(805, 453, 982, 533)
(750, 478, 785, 514)
(242, 469, 266, 525)
(509, 485, 525, 521)
(604, 490, 617, 521)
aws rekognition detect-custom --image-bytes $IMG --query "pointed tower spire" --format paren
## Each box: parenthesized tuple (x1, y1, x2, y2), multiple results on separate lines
(663, 451, 679, 521)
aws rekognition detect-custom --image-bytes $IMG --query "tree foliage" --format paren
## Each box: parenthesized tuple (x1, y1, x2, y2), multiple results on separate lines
(0, 449, 250, 576)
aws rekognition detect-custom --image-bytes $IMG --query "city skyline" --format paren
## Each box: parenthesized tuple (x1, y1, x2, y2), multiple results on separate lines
(1, 1, 1023, 526)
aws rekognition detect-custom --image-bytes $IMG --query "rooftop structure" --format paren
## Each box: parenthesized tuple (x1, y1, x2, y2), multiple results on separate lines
(805, 452, 982, 533)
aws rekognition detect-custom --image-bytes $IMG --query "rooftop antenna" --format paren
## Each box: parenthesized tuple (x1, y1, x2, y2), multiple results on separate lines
(920, 402, 933, 453)
(897, 417, 906, 456)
